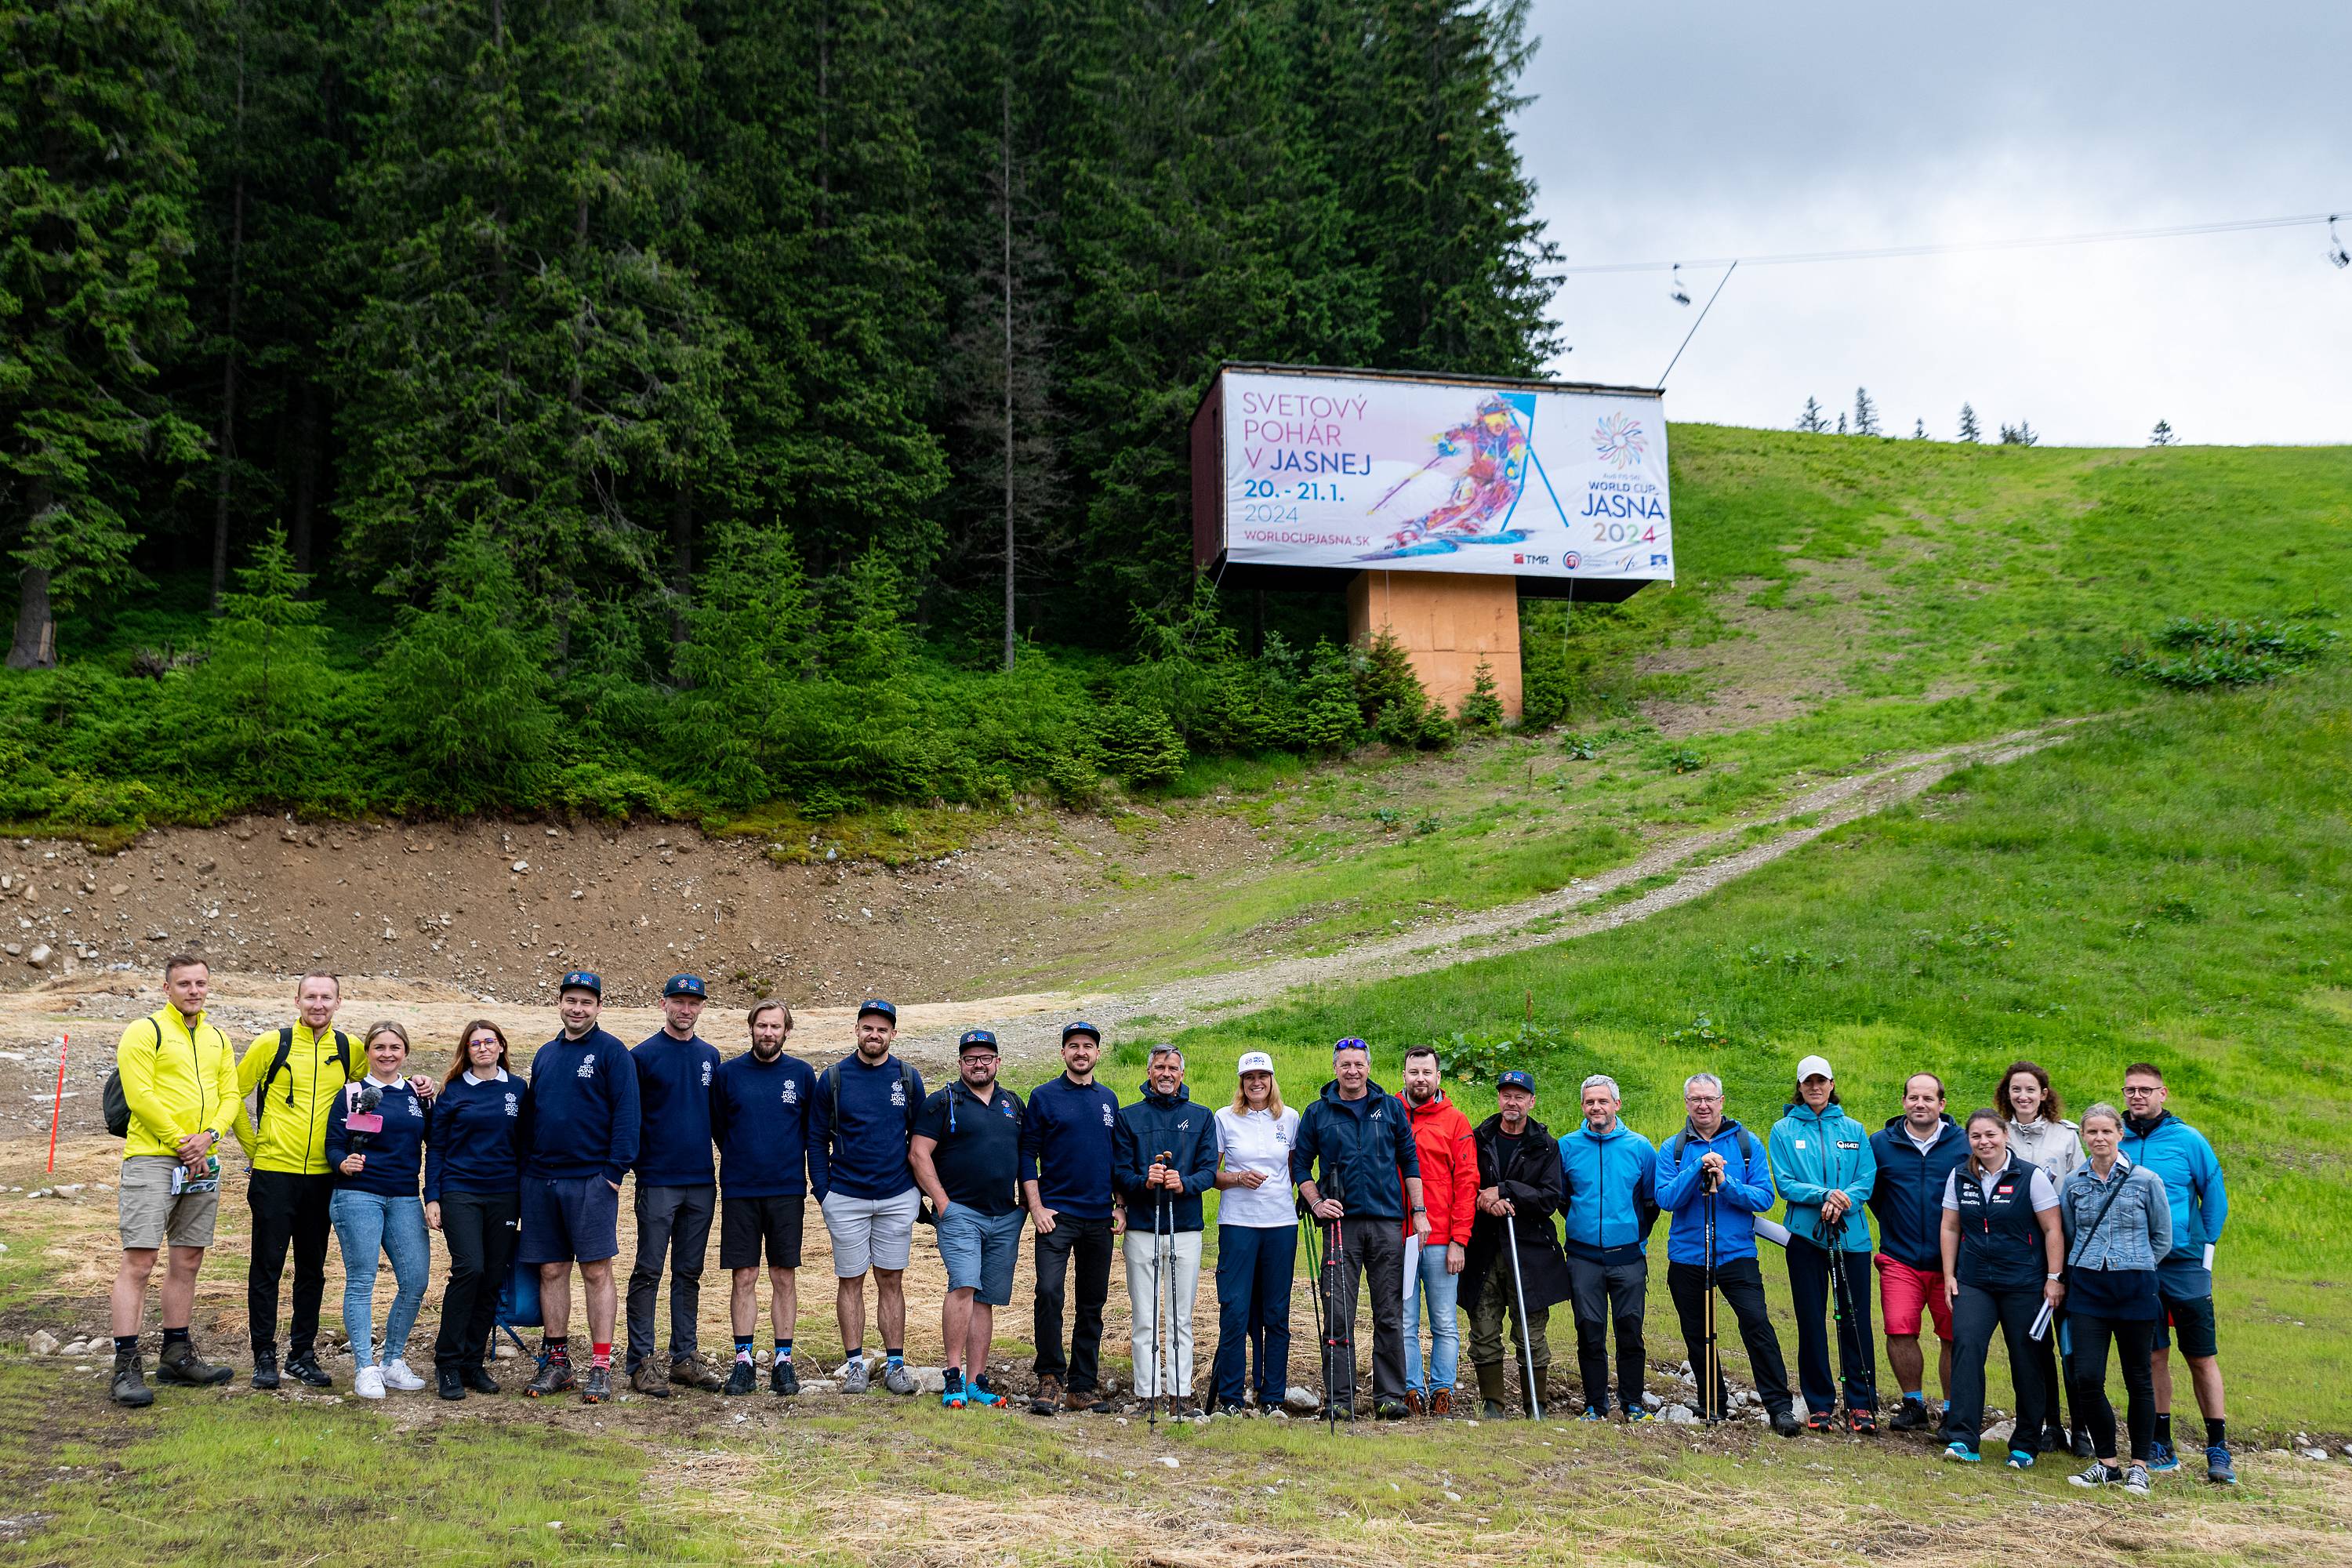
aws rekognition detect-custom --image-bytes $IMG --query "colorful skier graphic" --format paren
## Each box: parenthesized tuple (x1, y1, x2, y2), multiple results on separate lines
(1359, 393, 1539, 560)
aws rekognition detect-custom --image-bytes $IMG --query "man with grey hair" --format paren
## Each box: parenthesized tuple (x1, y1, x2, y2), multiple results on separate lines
(1113, 1045, 1218, 1415)
(1559, 1073, 1659, 1419)
(1654, 1072, 1800, 1435)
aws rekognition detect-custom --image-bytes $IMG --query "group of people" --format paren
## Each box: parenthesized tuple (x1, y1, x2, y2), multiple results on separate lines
(105, 956, 2232, 1496)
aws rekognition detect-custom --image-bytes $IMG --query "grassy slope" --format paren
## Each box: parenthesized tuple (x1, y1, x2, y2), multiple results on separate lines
(1020, 431, 2352, 989)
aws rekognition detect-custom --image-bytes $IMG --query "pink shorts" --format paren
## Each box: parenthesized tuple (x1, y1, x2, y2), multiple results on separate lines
(1875, 1254, 1954, 1341)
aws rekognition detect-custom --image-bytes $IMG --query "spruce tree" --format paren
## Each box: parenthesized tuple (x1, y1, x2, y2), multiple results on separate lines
(1957, 402, 1981, 443)
(1912, 417, 1927, 440)
(3, 0, 206, 667)
(1795, 397, 1828, 433)
(198, 527, 330, 761)
(1853, 386, 1880, 436)
(2149, 419, 2176, 446)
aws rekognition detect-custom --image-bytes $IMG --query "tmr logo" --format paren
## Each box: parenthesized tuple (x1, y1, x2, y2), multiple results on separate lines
(1512, 553, 1552, 566)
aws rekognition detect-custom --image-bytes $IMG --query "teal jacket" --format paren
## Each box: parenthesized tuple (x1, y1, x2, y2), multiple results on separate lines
(1768, 1102, 1877, 1253)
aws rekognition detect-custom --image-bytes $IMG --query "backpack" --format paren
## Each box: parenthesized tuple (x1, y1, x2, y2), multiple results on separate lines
(251, 1026, 354, 1130)
(820, 1058, 921, 1140)
(102, 1018, 164, 1139)
(1667, 1124, 1756, 1167)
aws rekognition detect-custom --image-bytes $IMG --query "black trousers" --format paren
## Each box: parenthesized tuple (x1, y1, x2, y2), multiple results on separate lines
(626, 1183, 715, 1369)
(434, 1190, 520, 1372)
(2067, 1314, 2158, 1463)
(1330, 1217, 1407, 1408)
(1785, 1236, 1879, 1414)
(1032, 1214, 1115, 1392)
(1566, 1254, 1646, 1414)
(1667, 1256, 1793, 1417)
(1949, 1282, 2049, 1454)
(248, 1171, 335, 1359)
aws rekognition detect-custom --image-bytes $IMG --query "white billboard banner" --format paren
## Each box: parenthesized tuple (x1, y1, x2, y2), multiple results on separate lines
(1218, 369, 1672, 582)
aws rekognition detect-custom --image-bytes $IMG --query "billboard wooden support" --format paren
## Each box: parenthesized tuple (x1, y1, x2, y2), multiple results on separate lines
(1347, 569, 1522, 720)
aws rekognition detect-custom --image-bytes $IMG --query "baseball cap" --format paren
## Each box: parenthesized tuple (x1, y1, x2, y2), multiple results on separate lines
(1236, 1051, 1275, 1076)
(662, 973, 706, 999)
(1797, 1054, 1835, 1082)
(957, 1028, 1000, 1055)
(1497, 1069, 1536, 1093)
(1061, 1020, 1102, 1044)
(559, 970, 602, 997)
(857, 999, 897, 1023)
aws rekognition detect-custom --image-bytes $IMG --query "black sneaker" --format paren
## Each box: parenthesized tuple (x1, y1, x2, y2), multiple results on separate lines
(1771, 1408, 1804, 1438)
(771, 1359, 799, 1396)
(156, 1338, 234, 1386)
(1218, 1399, 1250, 1417)
(463, 1365, 501, 1395)
(1375, 1398, 1410, 1421)
(285, 1352, 333, 1388)
(2041, 1422, 2071, 1454)
(724, 1359, 758, 1396)
(251, 1352, 280, 1391)
(1889, 1396, 1929, 1432)
(437, 1368, 466, 1401)
(1805, 1409, 1836, 1432)
(524, 1358, 575, 1399)
(581, 1366, 612, 1404)
(111, 1349, 154, 1408)
(2072, 1424, 2096, 1460)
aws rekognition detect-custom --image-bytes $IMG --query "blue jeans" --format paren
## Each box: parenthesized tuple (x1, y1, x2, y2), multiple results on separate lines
(1404, 1237, 1463, 1393)
(331, 1189, 430, 1369)
(1210, 1224, 1295, 1404)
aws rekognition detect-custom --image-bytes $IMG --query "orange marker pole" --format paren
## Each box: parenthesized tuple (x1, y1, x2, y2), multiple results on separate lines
(45, 1032, 69, 1173)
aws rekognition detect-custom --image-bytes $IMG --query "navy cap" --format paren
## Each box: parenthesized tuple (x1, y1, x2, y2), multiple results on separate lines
(662, 973, 707, 1000)
(957, 1029, 1000, 1054)
(1497, 1069, 1536, 1093)
(857, 999, 898, 1022)
(559, 970, 602, 997)
(1061, 1021, 1102, 1044)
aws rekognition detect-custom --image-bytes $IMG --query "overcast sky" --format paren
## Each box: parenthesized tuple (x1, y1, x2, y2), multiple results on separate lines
(1512, 2, 2351, 445)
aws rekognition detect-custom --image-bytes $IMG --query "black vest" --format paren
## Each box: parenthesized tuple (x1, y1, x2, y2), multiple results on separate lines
(1950, 1152, 2045, 1291)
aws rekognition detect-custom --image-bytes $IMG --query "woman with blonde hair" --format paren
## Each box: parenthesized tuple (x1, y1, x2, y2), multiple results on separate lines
(1209, 1051, 1300, 1415)
(325, 1021, 434, 1399)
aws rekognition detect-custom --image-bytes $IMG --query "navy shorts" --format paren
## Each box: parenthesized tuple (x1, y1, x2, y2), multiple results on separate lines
(518, 1174, 621, 1265)
(2151, 1290, 2218, 1359)
(720, 1194, 807, 1271)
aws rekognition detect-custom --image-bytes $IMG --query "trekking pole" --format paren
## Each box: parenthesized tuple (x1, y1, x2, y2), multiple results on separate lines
(1701, 1181, 1719, 1422)
(1503, 1202, 1543, 1423)
(1323, 1160, 1350, 1428)
(1298, 1196, 1327, 1428)
(1158, 1150, 1175, 1425)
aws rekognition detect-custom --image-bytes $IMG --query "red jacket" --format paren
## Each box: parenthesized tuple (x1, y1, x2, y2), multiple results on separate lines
(1404, 1091, 1479, 1247)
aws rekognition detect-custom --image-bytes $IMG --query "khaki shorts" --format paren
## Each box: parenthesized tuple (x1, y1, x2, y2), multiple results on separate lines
(119, 1155, 221, 1251)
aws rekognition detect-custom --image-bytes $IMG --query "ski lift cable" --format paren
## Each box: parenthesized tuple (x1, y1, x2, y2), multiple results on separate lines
(1559, 209, 2351, 274)
(1657, 260, 1738, 387)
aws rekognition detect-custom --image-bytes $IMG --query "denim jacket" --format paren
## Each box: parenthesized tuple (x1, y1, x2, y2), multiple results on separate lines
(2059, 1156, 2172, 1273)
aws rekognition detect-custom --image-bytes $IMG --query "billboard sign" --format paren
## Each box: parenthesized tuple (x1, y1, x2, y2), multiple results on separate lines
(1197, 366, 1672, 586)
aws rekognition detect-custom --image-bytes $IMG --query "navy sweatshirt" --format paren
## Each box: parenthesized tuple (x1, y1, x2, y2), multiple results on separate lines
(423, 1071, 529, 1202)
(526, 1028, 641, 1185)
(808, 1053, 924, 1201)
(712, 1049, 819, 1198)
(1019, 1073, 1122, 1219)
(325, 1077, 429, 1198)
(1111, 1083, 1220, 1232)
(632, 1029, 722, 1187)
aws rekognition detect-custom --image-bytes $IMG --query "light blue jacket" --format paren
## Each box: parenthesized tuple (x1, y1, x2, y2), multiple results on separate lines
(2059, 1156, 2172, 1274)
(1767, 1102, 1877, 1254)
(2119, 1110, 2227, 1290)
(1559, 1120, 1660, 1263)
(1654, 1120, 1773, 1265)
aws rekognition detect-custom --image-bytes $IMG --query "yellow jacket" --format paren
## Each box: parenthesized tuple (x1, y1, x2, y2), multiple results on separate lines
(116, 1005, 240, 1161)
(233, 1022, 363, 1175)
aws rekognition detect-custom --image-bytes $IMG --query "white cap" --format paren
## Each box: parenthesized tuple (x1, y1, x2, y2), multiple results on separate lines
(1237, 1051, 1275, 1076)
(1796, 1054, 1834, 1082)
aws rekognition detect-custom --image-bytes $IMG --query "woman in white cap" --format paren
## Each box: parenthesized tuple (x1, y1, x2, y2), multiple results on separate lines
(1208, 1051, 1300, 1416)
(1766, 1054, 1880, 1432)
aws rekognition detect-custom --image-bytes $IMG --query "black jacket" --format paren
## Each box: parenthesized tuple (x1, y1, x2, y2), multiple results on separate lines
(1462, 1112, 1573, 1317)
(1112, 1083, 1219, 1232)
(1290, 1078, 1421, 1221)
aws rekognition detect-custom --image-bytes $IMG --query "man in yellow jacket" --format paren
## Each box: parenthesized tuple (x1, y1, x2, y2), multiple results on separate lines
(233, 971, 364, 1391)
(110, 954, 241, 1406)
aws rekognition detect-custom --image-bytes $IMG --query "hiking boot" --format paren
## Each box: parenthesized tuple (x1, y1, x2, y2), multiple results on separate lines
(111, 1348, 154, 1408)
(1481, 1399, 1514, 1419)
(1404, 1389, 1425, 1416)
(1805, 1409, 1836, 1433)
(1771, 1408, 1804, 1438)
(2123, 1463, 2151, 1497)
(771, 1359, 799, 1396)
(838, 1356, 871, 1395)
(2069, 1461, 2125, 1489)
(1848, 1407, 1878, 1436)
(285, 1352, 332, 1388)
(1429, 1388, 1453, 1418)
(671, 1356, 725, 1393)
(251, 1352, 280, 1391)
(630, 1359, 672, 1398)
(724, 1359, 758, 1397)
(1032, 1374, 1062, 1415)
(2147, 1439, 2180, 1472)
(157, 1338, 234, 1386)
(437, 1369, 466, 1401)
(1323, 1402, 1356, 1422)
(1064, 1383, 1106, 1413)
(941, 1369, 967, 1409)
(580, 1366, 612, 1404)
(1889, 1396, 1929, 1432)
(2071, 1424, 2096, 1460)
(1375, 1398, 1410, 1421)
(2205, 1445, 2238, 1486)
(524, 1358, 575, 1399)
(881, 1360, 916, 1396)
(463, 1365, 500, 1395)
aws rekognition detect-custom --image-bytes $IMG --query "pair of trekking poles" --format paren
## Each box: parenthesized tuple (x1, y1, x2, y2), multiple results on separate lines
(1693, 1167, 1869, 1424)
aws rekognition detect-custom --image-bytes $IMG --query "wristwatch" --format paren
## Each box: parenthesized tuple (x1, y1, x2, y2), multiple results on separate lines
(1411, 1206, 1428, 1214)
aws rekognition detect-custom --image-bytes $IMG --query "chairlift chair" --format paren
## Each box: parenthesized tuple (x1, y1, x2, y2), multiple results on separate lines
(1669, 263, 1693, 305)
(2326, 214, 2350, 270)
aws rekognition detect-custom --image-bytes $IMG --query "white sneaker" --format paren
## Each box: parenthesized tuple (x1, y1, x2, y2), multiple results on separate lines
(380, 1357, 426, 1392)
(354, 1366, 386, 1400)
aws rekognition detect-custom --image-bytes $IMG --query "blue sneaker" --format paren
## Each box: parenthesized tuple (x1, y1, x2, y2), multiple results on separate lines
(1578, 1406, 1605, 1422)
(2205, 1445, 2238, 1486)
(1942, 1442, 1981, 1464)
(1625, 1404, 1653, 1422)
(2148, 1439, 2181, 1472)
(967, 1384, 1004, 1407)
(2005, 1450, 2035, 1470)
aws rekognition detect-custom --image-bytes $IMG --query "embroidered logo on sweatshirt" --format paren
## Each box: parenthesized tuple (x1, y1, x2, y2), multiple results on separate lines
(577, 1054, 596, 1080)
(1101, 1104, 1114, 1128)
(406, 1097, 423, 1118)
(781, 1081, 800, 1105)
(890, 1080, 906, 1108)
(701, 1060, 713, 1087)
(503, 1092, 519, 1118)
